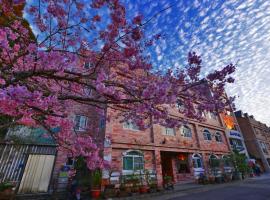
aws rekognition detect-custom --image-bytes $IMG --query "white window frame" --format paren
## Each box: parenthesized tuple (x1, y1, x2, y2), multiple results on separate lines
(123, 120, 140, 131)
(208, 112, 217, 120)
(163, 127, 175, 136)
(122, 150, 144, 173)
(83, 87, 92, 96)
(181, 125, 192, 138)
(66, 157, 75, 167)
(176, 100, 185, 112)
(84, 62, 91, 69)
(203, 129, 212, 141)
(74, 115, 88, 131)
(229, 138, 243, 150)
(201, 111, 206, 118)
(192, 154, 203, 169)
(260, 141, 268, 154)
(222, 155, 231, 168)
(209, 154, 219, 164)
(215, 132, 223, 143)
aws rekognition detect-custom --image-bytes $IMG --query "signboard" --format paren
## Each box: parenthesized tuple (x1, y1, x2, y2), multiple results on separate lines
(223, 115, 234, 130)
(229, 130, 242, 138)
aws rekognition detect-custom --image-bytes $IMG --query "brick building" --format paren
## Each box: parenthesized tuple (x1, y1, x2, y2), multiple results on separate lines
(103, 105, 232, 186)
(0, 98, 106, 194)
(235, 110, 270, 172)
(221, 111, 249, 158)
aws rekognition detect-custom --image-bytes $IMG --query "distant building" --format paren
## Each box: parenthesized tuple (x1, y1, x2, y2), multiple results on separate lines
(221, 111, 249, 158)
(234, 110, 270, 172)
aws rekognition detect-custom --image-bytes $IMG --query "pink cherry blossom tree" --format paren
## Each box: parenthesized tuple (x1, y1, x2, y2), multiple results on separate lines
(0, 0, 235, 170)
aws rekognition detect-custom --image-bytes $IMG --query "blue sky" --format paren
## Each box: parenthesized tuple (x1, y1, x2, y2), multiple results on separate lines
(25, 0, 270, 125)
(122, 0, 270, 125)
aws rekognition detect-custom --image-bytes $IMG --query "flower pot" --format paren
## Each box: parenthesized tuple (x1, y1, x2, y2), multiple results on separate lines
(91, 189, 101, 198)
(163, 182, 174, 190)
(215, 176, 222, 184)
(1, 188, 13, 195)
(139, 186, 148, 193)
(208, 176, 215, 184)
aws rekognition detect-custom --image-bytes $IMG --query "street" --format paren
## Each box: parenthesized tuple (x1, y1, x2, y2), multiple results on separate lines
(170, 178, 270, 200)
(153, 175, 270, 200)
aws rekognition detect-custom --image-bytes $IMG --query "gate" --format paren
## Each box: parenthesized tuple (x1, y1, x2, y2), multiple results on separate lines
(0, 143, 56, 193)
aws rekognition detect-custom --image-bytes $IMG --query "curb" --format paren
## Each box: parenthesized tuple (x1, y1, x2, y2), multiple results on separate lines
(110, 178, 256, 200)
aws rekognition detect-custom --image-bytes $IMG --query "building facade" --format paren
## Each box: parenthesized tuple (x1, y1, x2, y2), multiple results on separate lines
(103, 107, 232, 186)
(221, 111, 249, 158)
(235, 110, 270, 172)
(0, 98, 106, 194)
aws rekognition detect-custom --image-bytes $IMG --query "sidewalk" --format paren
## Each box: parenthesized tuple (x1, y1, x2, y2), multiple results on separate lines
(110, 173, 270, 200)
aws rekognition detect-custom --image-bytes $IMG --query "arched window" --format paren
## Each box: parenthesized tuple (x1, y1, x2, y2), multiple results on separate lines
(215, 132, 222, 143)
(209, 154, 218, 159)
(176, 99, 185, 112)
(203, 129, 212, 141)
(181, 125, 192, 138)
(222, 155, 231, 167)
(123, 150, 144, 171)
(209, 154, 220, 168)
(192, 154, 203, 168)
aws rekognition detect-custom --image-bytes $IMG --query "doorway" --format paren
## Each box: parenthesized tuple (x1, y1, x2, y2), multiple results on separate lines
(160, 152, 174, 182)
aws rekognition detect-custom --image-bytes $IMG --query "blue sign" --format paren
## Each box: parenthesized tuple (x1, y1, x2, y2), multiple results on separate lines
(230, 130, 242, 138)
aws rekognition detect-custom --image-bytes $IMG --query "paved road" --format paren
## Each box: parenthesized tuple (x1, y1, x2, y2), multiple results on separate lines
(168, 177, 270, 200)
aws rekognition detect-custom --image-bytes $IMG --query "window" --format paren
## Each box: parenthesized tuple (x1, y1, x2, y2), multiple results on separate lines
(74, 115, 88, 131)
(176, 100, 185, 112)
(181, 125, 192, 138)
(123, 120, 139, 131)
(123, 151, 144, 171)
(203, 129, 212, 141)
(192, 154, 203, 168)
(226, 111, 232, 116)
(209, 154, 219, 168)
(229, 138, 244, 151)
(83, 87, 92, 96)
(66, 157, 75, 167)
(208, 112, 217, 120)
(84, 62, 91, 69)
(164, 127, 175, 136)
(222, 155, 231, 167)
(201, 111, 206, 118)
(260, 142, 268, 154)
(215, 132, 222, 143)
(99, 118, 106, 129)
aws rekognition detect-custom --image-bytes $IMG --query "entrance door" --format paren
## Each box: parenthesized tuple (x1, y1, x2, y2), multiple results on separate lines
(161, 152, 174, 181)
(18, 154, 55, 193)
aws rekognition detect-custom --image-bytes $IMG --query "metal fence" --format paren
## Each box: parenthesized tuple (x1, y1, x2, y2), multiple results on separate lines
(0, 143, 56, 188)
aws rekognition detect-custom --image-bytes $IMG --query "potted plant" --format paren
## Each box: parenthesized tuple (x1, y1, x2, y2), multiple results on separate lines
(131, 174, 140, 195)
(209, 157, 221, 183)
(197, 173, 207, 184)
(208, 174, 215, 184)
(229, 151, 249, 181)
(91, 170, 102, 198)
(163, 175, 174, 190)
(139, 170, 149, 194)
(0, 181, 15, 198)
(224, 172, 233, 182)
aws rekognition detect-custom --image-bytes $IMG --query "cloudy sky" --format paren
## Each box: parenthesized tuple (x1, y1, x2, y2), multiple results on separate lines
(122, 0, 270, 125)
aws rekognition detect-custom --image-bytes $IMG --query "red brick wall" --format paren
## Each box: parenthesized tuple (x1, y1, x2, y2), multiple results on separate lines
(197, 125, 229, 152)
